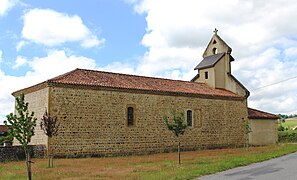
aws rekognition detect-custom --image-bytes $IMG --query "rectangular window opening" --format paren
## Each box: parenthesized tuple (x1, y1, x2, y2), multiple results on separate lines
(187, 110, 193, 127)
(127, 107, 134, 126)
(205, 72, 208, 79)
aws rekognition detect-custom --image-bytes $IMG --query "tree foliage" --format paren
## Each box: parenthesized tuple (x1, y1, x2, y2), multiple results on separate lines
(163, 110, 187, 137)
(242, 119, 252, 151)
(163, 110, 187, 164)
(0, 132, 13, 146)
(40, 110, 59, 138)
(40, 110, 59, 168)
(5, 93, 37, 146)
(5, 93, 37, 180)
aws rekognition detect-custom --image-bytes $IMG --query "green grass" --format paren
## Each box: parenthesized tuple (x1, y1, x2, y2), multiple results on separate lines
(139, 144, 297, 180)
(1, 144, 297, 180)
(281, 119, 297, 130)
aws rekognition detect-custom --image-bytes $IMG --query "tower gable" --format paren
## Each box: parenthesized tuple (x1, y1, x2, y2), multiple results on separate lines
(202, 29, 232, 58)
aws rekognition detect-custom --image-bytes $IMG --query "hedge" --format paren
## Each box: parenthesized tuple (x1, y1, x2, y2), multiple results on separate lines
(278, 130, 297, 143)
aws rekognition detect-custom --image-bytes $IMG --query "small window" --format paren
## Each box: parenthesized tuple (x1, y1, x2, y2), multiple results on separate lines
(205, 72, 208, 79)
(212, 40, 217, 44)
(187, 110, 193, 127)
(212, 48, 217, 54)
(127, 107, 134, 126)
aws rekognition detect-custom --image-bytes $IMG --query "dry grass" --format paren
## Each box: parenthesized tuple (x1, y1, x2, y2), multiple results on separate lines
(1, 144, 297, 180)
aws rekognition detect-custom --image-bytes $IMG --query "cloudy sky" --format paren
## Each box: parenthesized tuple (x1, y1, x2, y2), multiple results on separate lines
(1, 0, 297, 123)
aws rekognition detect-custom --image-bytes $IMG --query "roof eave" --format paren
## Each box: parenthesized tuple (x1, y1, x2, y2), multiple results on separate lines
(12, 81, 48, 97)
(48, 81, 245, 101)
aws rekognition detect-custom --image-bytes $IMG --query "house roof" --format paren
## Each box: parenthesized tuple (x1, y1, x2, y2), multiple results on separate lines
(0, 125, 9, 133)
(13, 68, 244, 100)
(248, 108, 279, 119)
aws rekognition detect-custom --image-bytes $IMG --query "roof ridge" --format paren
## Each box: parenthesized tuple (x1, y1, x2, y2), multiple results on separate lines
(248, 107, 279, 119)
(47, 68, 80, 82)
(13, 68, 244, 100)
(66, 68, 202, 84)
(248, 107, 270, 114)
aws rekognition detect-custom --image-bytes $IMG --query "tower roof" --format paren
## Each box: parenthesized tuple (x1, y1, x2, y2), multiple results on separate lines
(194, 53, 225, 70)
(194, 52, 235, 70)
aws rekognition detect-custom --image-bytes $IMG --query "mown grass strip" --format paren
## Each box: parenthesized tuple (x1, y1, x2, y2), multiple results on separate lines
(0, 144, 297, 180)
(137, 144, 297, 180)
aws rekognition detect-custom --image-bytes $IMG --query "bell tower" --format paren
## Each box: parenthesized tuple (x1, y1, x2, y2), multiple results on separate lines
(202, 28, 232, 58)
(191, 29, 249, 98)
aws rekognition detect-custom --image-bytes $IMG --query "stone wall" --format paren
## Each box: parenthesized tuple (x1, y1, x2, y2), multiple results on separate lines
(0, 145, 45, 162)
(13, 88, 49, 146)
(249, 119, 278, 145)
(48, 86, 248, 157)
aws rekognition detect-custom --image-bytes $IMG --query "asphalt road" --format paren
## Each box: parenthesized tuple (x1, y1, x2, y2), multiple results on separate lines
(198, 151, 297, 180)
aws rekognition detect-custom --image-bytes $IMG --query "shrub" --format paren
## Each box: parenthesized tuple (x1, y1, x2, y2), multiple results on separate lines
(278, 130, 297, 142)
(278, 125, 285, 131)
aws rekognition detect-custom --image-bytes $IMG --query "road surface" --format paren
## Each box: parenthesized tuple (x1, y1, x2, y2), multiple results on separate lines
(198, 151, 297, 180)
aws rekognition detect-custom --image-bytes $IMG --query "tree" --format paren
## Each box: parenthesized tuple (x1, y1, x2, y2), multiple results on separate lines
(5, 93, 37, 180)
(0, 131, 13, 146)
(40, 110, 59, 168)
(163, 110, 187, 164)
(242, 119, 252, 151)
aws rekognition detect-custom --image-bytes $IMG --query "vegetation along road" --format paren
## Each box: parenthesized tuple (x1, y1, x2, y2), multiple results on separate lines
(198, 151, 297, 180)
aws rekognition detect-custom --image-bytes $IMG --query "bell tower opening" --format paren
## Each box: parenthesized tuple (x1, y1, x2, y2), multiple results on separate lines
(212, 48, 217, 54)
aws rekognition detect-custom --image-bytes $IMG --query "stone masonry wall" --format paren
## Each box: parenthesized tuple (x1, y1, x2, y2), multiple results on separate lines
(13, 88, 49, 146)
(0, 145, 45, 162)
(48, 86, 248, 157)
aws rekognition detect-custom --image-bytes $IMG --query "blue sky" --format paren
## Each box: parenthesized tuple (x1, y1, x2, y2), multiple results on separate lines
(1, 0, 297, 123)
(1, 0, 146, 75)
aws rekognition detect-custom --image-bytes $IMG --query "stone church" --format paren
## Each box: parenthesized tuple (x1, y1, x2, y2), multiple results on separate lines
(12, 31, 278, 157)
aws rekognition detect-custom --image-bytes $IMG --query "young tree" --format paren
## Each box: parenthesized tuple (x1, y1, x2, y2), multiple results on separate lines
(40, 110, 59, 168)
(5, 93, 37, 180)
(163, 110, 187, 164)
(242, 119, 252, 151)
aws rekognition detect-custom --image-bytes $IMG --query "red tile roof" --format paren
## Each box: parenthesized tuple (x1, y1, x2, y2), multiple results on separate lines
(42, 68, 243, 99)
(0, 125, 9, 133)
(248, 108, 279, 119)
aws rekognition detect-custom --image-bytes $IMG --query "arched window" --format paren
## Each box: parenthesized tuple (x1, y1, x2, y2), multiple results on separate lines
(187, 110, 193, 127)
(127, 107, 134, 126)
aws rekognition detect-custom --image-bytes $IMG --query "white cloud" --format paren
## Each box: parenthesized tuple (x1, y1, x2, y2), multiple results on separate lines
(16, 40, 28, 51)
(0, 50, 97, 124)
(13, 56, 28, 68)
(97, 62, 136, 75)
(0, 0, 16, 16)
(129, 0, 297, 114)
(81, 35, 105, 49)
(21, 9, 105, 48)
(26, 50, 96, 79)
(135, 46, 200, 79)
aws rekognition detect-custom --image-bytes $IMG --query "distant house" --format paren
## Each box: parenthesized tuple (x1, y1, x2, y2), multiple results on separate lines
(11, 30, 279, 157)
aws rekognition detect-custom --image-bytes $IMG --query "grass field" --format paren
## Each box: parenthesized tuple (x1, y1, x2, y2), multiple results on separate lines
(1, 144, 297, 180)
(281, 118, 297, 130)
